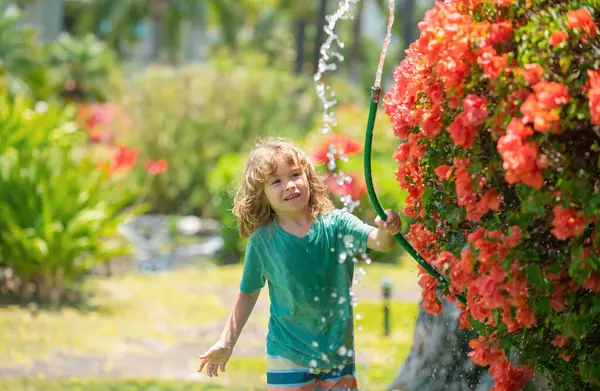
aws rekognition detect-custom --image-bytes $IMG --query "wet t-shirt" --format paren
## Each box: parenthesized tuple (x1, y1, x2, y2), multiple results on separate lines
(240, 209, 375, 368)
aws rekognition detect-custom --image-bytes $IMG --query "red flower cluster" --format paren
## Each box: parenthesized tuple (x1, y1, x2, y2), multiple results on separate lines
(77, 103, 133, 144)
(383, 0, 599, 388)
(326, 173, 367, 201)
(587, 69, 600, 125)
(567, 8, 598, 41)
(98, 145, 168, 177)
(312, 134, 362, 164)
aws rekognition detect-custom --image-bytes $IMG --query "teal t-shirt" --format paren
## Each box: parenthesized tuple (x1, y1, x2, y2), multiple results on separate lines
(239, 209, 376, 368)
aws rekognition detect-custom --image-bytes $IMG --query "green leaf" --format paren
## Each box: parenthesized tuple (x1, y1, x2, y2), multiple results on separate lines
(527, 264, 546, 289)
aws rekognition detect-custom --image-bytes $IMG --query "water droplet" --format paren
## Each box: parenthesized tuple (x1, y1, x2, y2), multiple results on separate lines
(309, 359, 318, 368)
(356, 313, 362, 320)
(312, 341, 319, 347)
(338, 346, 347, 356)
(314, 296, 320, 302)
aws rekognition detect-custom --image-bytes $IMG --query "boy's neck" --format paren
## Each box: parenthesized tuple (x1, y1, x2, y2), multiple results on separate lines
(276, 209, 312, 228)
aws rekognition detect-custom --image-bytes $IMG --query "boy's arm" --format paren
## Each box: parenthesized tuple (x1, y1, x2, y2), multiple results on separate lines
(198, 289, 261, 377)
(367, 209, 402, 252)
(367, 228, 397, 252)
(220, 289, 261, 348)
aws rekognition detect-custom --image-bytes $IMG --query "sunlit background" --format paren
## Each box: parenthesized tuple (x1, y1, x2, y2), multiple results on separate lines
(0, 0, 438, 390)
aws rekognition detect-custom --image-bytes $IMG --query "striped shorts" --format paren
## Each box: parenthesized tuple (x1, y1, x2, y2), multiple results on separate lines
(266, 355, 359, 391)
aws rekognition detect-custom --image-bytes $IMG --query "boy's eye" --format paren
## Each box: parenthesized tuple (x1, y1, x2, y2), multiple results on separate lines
(292, 172, 300, 178)
(271, 179, 281, 185)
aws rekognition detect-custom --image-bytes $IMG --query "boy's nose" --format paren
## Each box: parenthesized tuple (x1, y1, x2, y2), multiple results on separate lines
(285, 181, 297, 190)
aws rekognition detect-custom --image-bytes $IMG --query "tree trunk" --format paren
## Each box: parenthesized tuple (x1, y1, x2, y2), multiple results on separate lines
(295, 18, 307, 75)
(349, 0, 364, 84)
(390, 298, 551, 391)
(389, 298, 493, 391)
(313, 0, 328, 75)
(401, 0, 416, 61)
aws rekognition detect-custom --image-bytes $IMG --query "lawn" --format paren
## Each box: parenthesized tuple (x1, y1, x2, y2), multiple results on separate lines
(0, 258, 421, 390)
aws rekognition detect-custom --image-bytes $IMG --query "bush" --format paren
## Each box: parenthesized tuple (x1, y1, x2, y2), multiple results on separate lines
(0, 3, 49, 99)
(45, 33, 118, 103)
(383, 0, 599, 389)
(207, 153, 246, 264)
(0, 95, 139, 306)
(117, 51, 318, 216)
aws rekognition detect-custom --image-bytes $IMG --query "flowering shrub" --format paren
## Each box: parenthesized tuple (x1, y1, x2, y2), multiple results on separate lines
(383, 0, 599, 389)
(76, 102, 133, 144)
(0, 96, 140, 305)
(311, 134, 367, 202)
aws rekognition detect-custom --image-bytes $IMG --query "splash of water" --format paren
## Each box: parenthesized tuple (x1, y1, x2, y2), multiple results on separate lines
(312, 2, 397, 380)
(313, 0, 360, 135)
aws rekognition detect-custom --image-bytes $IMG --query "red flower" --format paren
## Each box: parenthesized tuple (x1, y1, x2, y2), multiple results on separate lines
(462, 94, 490, 126)
(583, 272, 600, 292)
(145, 159, 168, 175)
(77, 103, 132, 144)
(567, 8, 598, 40)
(587, 70, 600, 125)
(99, 145, 138, 176)
(434, 165, 452, 181)
(327, 173, 366, 200)
(477, 48, 508, 80)
(521, 63, 544, 85)
(468, 337, 491, 366)
(549, 30, 569, 46)
(447, 113, 478, 148)
(551, 205, 585, 240)
(552, 334, 569, 348)
(533, 82, 570, 110)
(312, 135, 362, 164)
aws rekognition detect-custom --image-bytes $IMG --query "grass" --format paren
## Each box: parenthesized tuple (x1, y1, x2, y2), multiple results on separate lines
(0, 378, 260, 391)
(0, 258, 420, 390)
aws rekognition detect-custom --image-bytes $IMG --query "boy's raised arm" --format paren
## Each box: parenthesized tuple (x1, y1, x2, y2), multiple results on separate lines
(198, 289, 261, 377)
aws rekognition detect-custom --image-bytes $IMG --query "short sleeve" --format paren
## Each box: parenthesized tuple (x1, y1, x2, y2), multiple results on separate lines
(239, 236, 266, 294)
(337, 210, 376, 254)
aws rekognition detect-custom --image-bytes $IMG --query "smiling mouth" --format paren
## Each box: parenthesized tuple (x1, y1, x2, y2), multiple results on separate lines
(284, 193, 301, 201)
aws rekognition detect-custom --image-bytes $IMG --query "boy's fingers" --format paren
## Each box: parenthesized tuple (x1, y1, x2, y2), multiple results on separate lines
(220, 362, 226, 372)
(198, 359, 206, 373)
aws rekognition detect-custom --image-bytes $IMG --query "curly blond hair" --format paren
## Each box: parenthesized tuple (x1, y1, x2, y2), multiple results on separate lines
(233, 137, 334, 238)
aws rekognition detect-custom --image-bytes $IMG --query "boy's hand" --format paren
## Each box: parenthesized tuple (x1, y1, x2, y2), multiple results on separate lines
(198, 341, 233, 377)
(374, 209, 402, 236)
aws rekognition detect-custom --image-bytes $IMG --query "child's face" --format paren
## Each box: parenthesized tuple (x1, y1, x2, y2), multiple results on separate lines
(264, 160, 310, 218)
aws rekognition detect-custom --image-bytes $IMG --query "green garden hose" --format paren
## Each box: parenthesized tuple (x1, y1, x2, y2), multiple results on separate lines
(363, 86, 467, 307)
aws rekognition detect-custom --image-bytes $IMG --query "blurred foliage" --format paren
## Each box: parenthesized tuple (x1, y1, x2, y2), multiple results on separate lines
(117, 50, 318, 217)
(0, 2, 50, 99)
(0, 95, 139, 306)
(207, 153, 246, 264)
(45, 33, 118, 103)
(68, 0, 242, 63)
